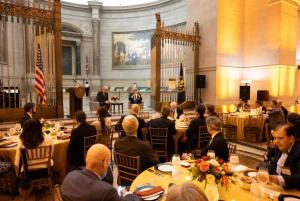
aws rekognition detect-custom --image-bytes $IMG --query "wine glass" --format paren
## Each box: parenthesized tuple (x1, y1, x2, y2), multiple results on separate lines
(15, 123, 22, 134)
(207, 150, 215, 159)
(257, 167, 269, 185)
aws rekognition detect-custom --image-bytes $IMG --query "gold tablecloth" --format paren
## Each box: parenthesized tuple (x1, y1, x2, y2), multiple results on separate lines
(227, 113, 267, 140)
(130, 165, 300, 201)
(0, 135, 69, 183)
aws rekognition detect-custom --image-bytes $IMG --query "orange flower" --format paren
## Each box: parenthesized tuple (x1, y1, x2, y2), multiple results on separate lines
(221, 176, 230, 187)
(198, 160, 210, 172)
(213, 167, 221, 174)
(222, 164, 230, 173)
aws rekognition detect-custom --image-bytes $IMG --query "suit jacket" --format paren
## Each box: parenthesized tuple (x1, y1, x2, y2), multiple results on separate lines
(67, 123, 96, 168)
(147, 117, 176, 155)
(268, 140, 300, 190)
(114, 136, 158, 173)
(185, 116, 207, 149)
(201, 132, 229, 162)
(96, 91, 109, 106)
(129, 92, 142, 104)
(19, 113, 32, 128)
(61, 168, 141, 201)
(118, 114, 146, 141)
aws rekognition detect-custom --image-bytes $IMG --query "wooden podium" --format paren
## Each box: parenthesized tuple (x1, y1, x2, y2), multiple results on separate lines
(66, 87, 85, 117)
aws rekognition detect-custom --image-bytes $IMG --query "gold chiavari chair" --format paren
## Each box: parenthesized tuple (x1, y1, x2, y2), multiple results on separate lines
(227, 143, 237, 155)
(197, 125, 210, 149)
(83, 135, 97, 160)
(244, 114, 263, 142)
(148, 127, 169, 162)
(219, 112, 237, 141)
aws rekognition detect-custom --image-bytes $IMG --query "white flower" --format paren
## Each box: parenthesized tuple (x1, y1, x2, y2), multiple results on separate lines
(221, 171, 225, 175)
(209, 159, 220, 167)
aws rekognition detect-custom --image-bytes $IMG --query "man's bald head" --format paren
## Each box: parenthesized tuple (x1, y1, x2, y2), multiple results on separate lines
(86, 144, 111, 176)
(170, 102, 177, 110)
(131, 104, 140, 115)
(122, 115, 139, 136)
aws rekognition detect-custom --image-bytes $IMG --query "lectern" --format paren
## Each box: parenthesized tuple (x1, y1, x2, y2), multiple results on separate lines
(66, 87, 85, 117)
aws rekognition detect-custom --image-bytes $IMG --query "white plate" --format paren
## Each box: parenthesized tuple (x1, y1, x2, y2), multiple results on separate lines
(135, 186, 161, 201)
(157, 164, 174, 173)
(0, 142, 17, 148)
(180, 161, 191, 167)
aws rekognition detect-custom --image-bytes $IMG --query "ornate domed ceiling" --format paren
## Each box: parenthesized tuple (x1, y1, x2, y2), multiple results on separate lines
(62, 0, 161, 6)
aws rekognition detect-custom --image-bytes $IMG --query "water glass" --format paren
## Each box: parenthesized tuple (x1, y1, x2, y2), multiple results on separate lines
(257, 167, 269, 185)
(207, 150, 215, 159)
(171, 154, 181, 165)
(250, 179, 263, 200)
(229, 154, 240, 165)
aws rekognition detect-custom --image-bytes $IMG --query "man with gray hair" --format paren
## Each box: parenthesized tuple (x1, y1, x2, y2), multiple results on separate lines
(201, 116, 229, 161)
(114, 115, 158, 184)
(96, 85, 111, 114)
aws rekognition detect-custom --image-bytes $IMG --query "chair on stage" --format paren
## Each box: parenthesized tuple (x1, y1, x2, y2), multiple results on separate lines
(148, 127, 169, 162)
(114, 152, 140, 186)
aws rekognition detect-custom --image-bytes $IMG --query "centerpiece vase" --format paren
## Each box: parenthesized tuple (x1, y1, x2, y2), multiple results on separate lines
(204, 174, 219, 201)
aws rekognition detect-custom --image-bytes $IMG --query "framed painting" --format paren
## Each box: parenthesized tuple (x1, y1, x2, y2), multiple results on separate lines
(112, 30, 153, 70)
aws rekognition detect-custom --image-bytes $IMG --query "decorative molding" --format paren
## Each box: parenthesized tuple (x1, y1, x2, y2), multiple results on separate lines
(269, 0, 300, 7)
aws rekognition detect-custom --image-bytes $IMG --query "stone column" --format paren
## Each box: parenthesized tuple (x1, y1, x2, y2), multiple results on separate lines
(75, 40, 81, 76)
(89, 0, 102, 76)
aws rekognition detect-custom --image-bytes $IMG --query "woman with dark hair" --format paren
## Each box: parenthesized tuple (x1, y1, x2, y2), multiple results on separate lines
(67, 111, 96, 171)
(287, 113, 300, 139)
(91, 107, 112, 147)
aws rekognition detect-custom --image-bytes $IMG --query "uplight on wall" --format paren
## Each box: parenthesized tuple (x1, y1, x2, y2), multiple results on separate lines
(241, 80, 252, 86)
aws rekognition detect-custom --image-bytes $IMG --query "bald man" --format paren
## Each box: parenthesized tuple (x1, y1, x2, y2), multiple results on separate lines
(61, 144, 141, 201)
(117, 104, 146, 140)
(170, 102, 183, 119)
(115, 115, 158, 185)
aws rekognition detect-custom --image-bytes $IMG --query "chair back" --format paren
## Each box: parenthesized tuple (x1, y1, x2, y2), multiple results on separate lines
(84, 135, 97, 159)
(149, 127, 168, 161)
(114, 151, 140, 185)
(20, 145, 52, 177)
(198, 125, 210, 149)
(115, 123, 125, 139)
(248, 114, 263, 128)
(227, 143, 237, 155)
(218, 112, 230, 125)
(53, 184, 63, 201)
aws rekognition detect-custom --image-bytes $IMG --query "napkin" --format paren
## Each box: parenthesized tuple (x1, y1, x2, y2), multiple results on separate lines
(134, 186, 164, 198)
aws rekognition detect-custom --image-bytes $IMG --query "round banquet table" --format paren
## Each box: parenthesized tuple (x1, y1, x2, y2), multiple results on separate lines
(130, 165, 300, 201)
(0, 135, 69, 184)
(227, 113, 267, 141)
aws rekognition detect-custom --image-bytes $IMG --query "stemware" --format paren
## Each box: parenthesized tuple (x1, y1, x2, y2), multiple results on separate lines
(257, 167, 269, 185)
(229, 154, 240, 165)
(207, 150, 215, 159)
(171, 154, 180, 166)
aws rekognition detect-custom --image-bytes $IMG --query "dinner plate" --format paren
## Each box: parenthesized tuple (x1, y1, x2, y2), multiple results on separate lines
(278, 194, 300, 201)
(0, 142, 17, 148)
(0, 137, 7, 142)
(243, 170, 257, 178)
(156, 163, 174, 173)
(135, 185, 160, 201)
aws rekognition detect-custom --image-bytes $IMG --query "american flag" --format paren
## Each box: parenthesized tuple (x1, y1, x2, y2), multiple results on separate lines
(35, 44, 47, 106)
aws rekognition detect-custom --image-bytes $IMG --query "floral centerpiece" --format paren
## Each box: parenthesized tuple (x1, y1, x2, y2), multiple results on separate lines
(111, 96, 120, 101)
(189, 156, 236, 188)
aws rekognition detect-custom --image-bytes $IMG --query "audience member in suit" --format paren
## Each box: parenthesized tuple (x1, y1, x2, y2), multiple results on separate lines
(201, 116, 229, 162)
(287, 113, 300, 139)
(117, 104, 146, 141)
(278, 100, 288, 122)
(267, 125, 300, 190)
(61, 144, 141, 201)
(170, 101, 183, 119)
(96, 85, 111, 112)
(205, 104, 219, 117)
(67, 111, 97, 171)
(255, 101, 267, 114)
(179, 104, 207, 153)
(19, 103, 36, 128)
(267, 100, 285, 130)
(147, 106, 176, 157)
(129, 88, 142, 104)
(114, 115, 158, 179)
(91, 107, 112, 147)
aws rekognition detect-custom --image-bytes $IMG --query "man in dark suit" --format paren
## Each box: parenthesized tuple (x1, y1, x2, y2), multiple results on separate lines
(278, 100, 288, 122)
(96, 86, 110, 111)
(117, 104, 146, 141)
(115, 115, 158, 175)
(268, 124, 300, 190)
(19, 102, 36, 128)
(67, 111, 97, 171)
(147, 106, 176, 156)
(201, 116, 229, 162)
(179, 104, 207, 153)
(170, 102, 183, 119)
(129, 89, 142, 104)
(62, 144, 141, 201)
